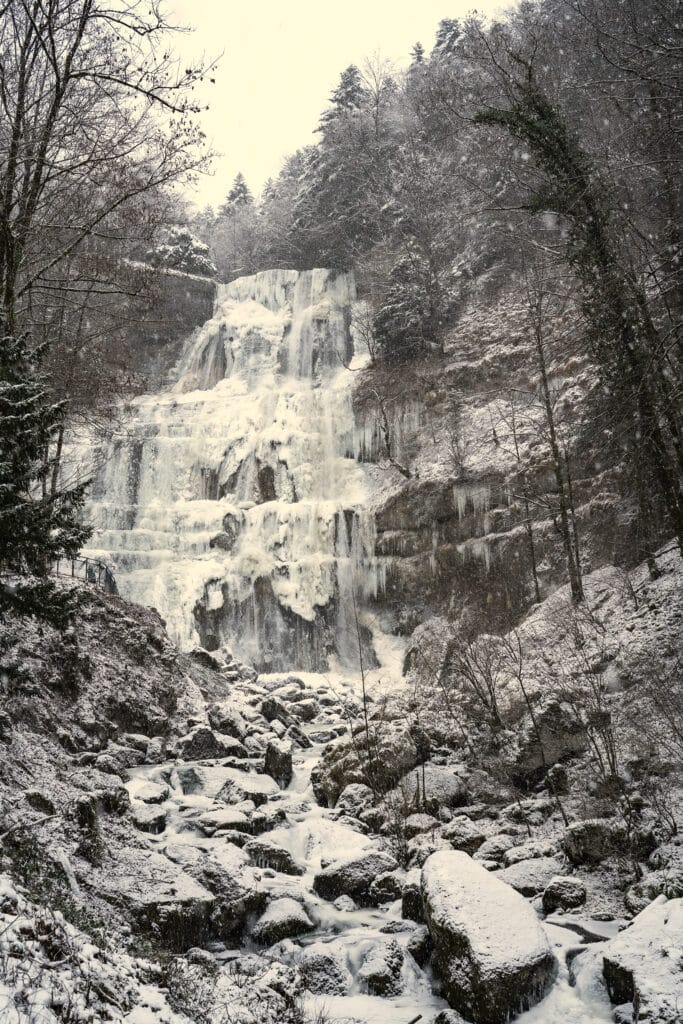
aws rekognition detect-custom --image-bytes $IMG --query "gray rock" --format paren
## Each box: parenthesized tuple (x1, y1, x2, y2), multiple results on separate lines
(542, 876, 587, 913)
(197, 807, 252, 835)
(261, 697, 290, 723)
(404, 812, 441, 839)
(475, 834, 516, 862)
(251, 898, 314, 945)
(335, 782, 375, 818)
(422, 851, 556, 1024)
(93, 848, 214, 950)
(402, 868, 424, 923)
(368, 871, 404, 906)
(407, 924, 432, 967)
(441, 815, 486, 854)
(175, 726, 248, 760)
(313, 849, 398, 905)
(135, 781, 169, 804)
(245, 837, 304, 876)
(300, 942, 352, 995)
(601, 896, 682, 1023)
(216, 768, 281, 807)
(393, 763, 468, 816)
(290, 698, 319, 722)
(132, 803, 166, 835)
(357, 938, 403, 996)
(563, 819, 626, 865)
(497, 857, 564, 897)
(264, 738, 293, 788)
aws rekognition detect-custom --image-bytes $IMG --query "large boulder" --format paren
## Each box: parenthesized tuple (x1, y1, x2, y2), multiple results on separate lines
(542, 876, 587, 913)
(562, 819, 626, 865)
(164, 842, 264, 941)
(91, 848, 214, 951)
(174, 726, 248, 760)
(244, 837, 304, 876)
(313, 850, 398, 905)
(601, 896, 683, 1023)
(250, 897, 314, 946)
(510, 699, 588, 785)
(391, 763, 468, 816)
(563, 818, 655, 866)
(497, 857, 565, 897)
(421, 851, 556, 1024)
(216, 767, 281, 807)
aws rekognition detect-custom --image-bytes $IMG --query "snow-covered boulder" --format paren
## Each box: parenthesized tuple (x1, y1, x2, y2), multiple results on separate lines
(497, 856, 564, 896)
(542, 875, 587, 913)
(357, 937, 404, 996)
(299, 941, 352, 995)
(563, 818, 626, 864)
(313, 849, 398, 904)
(601, 895, 683, 1023)
(92, 848, 214, 950)
(250, 897, 314, 945)
(335, 782, 375, 818)
(174, 725, 248, 760)
(245, 836, 304, 875)
(421, 850, 556, 1023)
(216, 766, 281, 806)
(393, 763, 468, 815)
(441, 815, 486, 853)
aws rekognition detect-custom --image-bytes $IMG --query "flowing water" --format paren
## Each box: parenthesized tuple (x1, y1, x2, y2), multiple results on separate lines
(84, 269, 618, 1022)
(82, 269, 384, 670)
(126, 672, 616, 1024)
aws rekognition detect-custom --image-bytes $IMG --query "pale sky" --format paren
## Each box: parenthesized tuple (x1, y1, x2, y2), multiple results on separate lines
(163, 0, 509, 210)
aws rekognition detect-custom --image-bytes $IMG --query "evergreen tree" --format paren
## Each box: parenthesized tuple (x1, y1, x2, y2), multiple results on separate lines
(0, 326, 91, 618)
(411, 42, 425, 65)
(318, 65, 367, 130)
(220, 173, 254, 216)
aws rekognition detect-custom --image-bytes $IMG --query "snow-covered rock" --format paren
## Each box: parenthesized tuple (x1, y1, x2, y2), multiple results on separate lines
(313, 849, 398, 904)
(601, 896, 683, 1023)
(421, 850, 556, 1023)
(250, 897, 314, 945)
(542, 875, 587, 913)
(357, 937, 404, 996)
(299, 941, 352, 995)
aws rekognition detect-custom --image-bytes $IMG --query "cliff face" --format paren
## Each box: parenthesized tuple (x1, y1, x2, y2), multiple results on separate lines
(356, 287, 636, 638)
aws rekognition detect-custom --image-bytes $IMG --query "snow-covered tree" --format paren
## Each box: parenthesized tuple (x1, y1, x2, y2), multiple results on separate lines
(0, 328, 91, 618)
(145, 227, 217, 278)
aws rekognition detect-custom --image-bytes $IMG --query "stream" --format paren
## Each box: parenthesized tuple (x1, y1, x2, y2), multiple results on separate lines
(125, 673, 618, 1024)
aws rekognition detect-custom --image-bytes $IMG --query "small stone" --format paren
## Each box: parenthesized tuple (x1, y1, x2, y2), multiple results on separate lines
(542, 876, 587, 913)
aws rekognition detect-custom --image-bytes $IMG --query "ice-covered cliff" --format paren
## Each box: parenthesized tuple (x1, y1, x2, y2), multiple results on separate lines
(83, 269, 383, 671)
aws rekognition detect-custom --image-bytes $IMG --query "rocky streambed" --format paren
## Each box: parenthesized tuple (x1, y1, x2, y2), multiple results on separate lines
(118, 667, 629, 1024)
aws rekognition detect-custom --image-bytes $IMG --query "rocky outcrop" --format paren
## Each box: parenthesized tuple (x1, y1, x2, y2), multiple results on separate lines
(421, 851, 556, 1023)
(601, 896, 683, 1023)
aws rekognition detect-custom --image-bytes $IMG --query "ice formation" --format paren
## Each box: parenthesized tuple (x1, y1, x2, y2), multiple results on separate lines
(82, 270, 383, 670)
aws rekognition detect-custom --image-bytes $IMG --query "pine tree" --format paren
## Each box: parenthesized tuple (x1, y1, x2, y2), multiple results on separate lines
(318, 65, 367, 130)
(0, 326, 91, 619)
(219, 173, 254, 216)
(410, 42, 425, 65)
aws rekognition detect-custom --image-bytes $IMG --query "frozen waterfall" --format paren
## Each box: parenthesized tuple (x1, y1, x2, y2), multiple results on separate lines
(83, 269, 383, 671)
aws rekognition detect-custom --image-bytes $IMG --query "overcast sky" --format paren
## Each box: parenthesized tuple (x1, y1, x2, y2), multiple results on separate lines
(164, 1, 509, 210)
